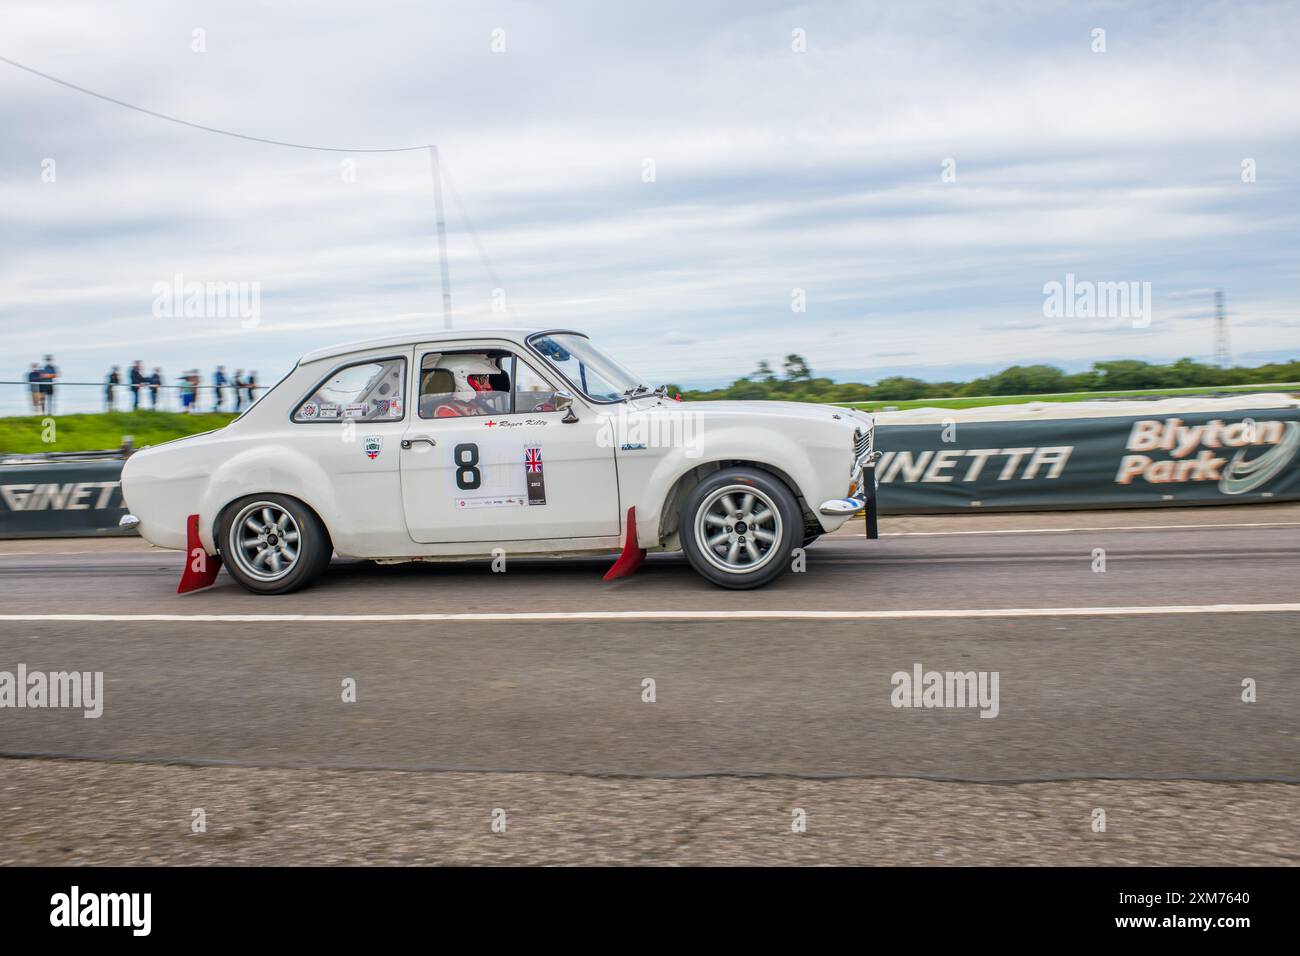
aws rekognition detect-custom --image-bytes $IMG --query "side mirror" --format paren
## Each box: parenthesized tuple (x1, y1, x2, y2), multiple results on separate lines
(553, 390, 579, 423)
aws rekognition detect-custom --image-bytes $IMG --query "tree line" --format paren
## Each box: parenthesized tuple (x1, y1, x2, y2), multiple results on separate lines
(664, 355, 1300, 404)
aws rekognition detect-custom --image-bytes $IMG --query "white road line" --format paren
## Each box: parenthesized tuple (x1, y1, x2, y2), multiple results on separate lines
(1, 604, 1297, 623)
(0, 550, 161, 557)
(876, 521, 1300, 537)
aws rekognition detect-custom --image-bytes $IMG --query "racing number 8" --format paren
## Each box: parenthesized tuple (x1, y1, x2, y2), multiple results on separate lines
(454, 442, 482, 490)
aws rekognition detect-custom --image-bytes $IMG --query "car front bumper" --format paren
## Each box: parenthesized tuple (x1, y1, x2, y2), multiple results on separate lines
(818, 453, 881, 538)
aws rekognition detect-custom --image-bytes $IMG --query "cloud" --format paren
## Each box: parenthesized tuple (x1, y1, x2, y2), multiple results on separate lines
(1, 0, 1299, 407)
(983, 321, 1048, 332)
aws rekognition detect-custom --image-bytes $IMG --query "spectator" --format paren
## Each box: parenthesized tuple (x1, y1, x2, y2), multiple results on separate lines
(246, 370, 258, 407)
(105, 365, 121, 411)
(233, 369, 244, 412)
(27, 363, 43, 414)
(129, 360, 146, 411)
(180, 370, 196, 412)
(149, 368, 162, 409)
(39, 355, 58, 415)
(214, 365, 228, 412)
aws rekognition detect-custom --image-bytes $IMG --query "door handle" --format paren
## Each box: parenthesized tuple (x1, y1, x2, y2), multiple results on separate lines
(401, 436, 437, 449)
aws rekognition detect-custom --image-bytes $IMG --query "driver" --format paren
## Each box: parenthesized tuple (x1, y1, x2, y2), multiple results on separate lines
(429, 354, 501, 417)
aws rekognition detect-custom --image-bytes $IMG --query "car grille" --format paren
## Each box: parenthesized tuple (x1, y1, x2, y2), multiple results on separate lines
(854, 427, 872, 463)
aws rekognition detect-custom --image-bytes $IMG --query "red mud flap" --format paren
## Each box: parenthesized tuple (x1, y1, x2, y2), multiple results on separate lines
(177, 513, 222, 594)
(603, 506, 646, 581)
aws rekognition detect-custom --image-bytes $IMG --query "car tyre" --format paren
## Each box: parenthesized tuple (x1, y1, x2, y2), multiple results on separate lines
(680, 467, 800, 590)
(218, 494, 332, 595)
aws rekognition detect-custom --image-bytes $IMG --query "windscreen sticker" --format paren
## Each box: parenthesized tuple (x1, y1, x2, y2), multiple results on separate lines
(317, 403, 341, 419)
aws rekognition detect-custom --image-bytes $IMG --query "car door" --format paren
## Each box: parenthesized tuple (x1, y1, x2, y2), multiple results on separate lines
(399, 343, 621, 544)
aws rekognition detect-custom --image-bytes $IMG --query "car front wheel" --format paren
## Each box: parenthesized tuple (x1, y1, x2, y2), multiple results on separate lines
(679, 467, 800, 589)
(218, 494, 331, 595)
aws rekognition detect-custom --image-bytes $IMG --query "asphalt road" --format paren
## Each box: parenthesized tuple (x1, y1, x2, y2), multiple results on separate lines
(2, 511, 1297, 781)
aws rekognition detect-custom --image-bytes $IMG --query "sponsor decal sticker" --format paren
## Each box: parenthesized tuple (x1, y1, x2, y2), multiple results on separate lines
(444, 439, 548, 508)
(455, 496, 525, 508)
(345, 403, 368, 419)
(525, 444, 546, 505)
(299, 403, 318, 418)
(482, 418, 547, 429)
(364, 435, 382, 460)
(317, 403, 341, 419)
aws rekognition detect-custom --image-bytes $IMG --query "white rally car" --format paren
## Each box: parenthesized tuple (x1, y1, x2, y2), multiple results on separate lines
(120, 329, 879, 594)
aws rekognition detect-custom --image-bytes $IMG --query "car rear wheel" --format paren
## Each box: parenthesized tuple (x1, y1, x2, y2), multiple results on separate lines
(219, 495, 331, 595)
(680, 467, 800, 589)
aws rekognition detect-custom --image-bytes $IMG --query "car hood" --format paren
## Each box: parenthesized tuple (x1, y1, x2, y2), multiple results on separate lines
(632, 398, 873, 428)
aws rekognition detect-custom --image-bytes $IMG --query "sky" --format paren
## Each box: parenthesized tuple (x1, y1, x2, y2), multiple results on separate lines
(2, 0, 1299, 411)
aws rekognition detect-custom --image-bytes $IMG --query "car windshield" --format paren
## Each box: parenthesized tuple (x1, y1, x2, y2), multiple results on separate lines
(528, 332, 644, 402)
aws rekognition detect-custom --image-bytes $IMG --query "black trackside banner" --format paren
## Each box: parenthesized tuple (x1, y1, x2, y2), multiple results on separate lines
(873, 406, 1300, 513)
(0, 460, 132, 537)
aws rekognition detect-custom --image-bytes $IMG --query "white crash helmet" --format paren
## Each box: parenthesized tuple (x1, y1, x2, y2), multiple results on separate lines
(437, 354, 500, 402)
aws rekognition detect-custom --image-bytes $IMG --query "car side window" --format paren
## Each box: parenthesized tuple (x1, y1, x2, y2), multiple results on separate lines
(514, 358, 562, 413)
(418, 351, 512, 419)
(293, 357, 406, 423)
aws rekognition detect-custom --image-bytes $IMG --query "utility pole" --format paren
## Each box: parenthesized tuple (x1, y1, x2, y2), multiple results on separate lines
(429, 145, 453, 328)
(1213, 288, 1230, 368)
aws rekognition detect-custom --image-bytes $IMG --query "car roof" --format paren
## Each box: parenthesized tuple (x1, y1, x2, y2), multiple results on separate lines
(298, 327, 584, 363)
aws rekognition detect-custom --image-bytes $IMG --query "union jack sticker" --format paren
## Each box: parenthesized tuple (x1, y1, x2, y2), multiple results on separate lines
(524, 445, 546, 505)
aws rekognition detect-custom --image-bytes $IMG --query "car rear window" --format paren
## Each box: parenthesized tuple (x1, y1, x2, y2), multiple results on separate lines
(292, 357, 406, 423)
